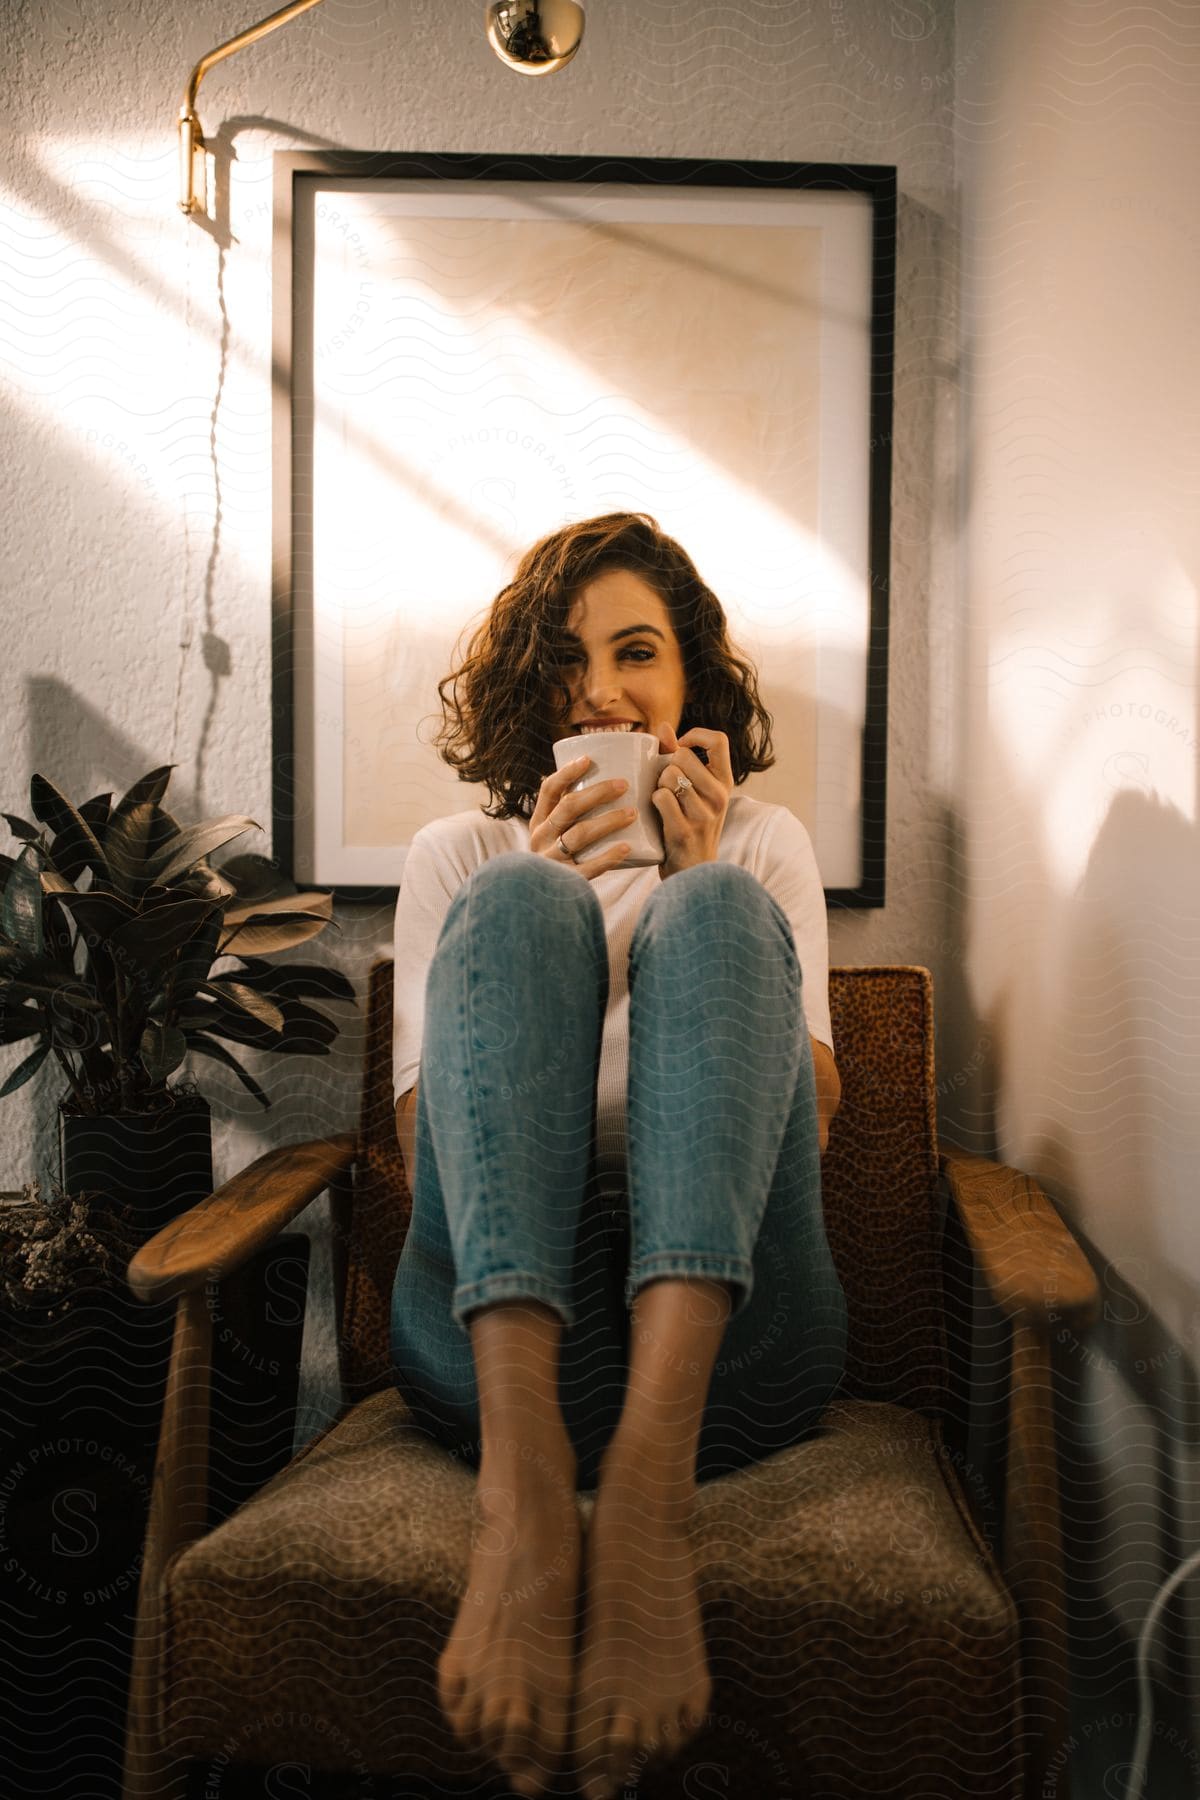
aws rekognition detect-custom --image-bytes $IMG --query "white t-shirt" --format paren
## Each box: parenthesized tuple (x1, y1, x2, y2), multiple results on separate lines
(391, 791, 833, 1195)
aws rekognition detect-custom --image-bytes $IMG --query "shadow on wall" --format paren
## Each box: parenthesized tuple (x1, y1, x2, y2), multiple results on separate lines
(1043, 785, 1200, 1746)
(962, 755, 1200, 1772)
(927, 799, 998, 1157)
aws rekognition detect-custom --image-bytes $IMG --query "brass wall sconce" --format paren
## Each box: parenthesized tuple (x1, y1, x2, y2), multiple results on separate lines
(178, 0, 326, 216)
(178, 0, 586, 216)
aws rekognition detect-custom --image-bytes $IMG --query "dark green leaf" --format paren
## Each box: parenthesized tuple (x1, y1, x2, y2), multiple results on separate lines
(272, 999, 338, 1051)
(202, 993, 338, 1054)
(216, 852, 296, 904)
(170, 915, 223, 1010)
(176, 990, 335, 1054)
(106, 897, 220, 977)
(2, 844, 43, 958)
(172, 860, 237, 902)
(0, 972, 101, 1015)
(144, 816, 260, 887)
(177, 996, 284, 1050)
(222, 890, 333, 926)
(117, 767, 176, 813)
(0, 949, 100, 1006)
(184, 1032, 271, 1109)
(144, 806, 184, 867)
(139, 1020, 188, 1083)
(103, 800, 158, 898)
(218, 892, 333, 957)
(219, 915, 331, 956)
(231, 959, 357, 1004)
(78, 793, 114, 839)
(198, 978, 284, 1033)
(0, 1038, 50, 1097)
(28, 774, 111, 887)
(0, 1003, 43, 1044)
(48, 889, 138, 942)
(37, 870, 76, 974)
(3, 814, 42, 846)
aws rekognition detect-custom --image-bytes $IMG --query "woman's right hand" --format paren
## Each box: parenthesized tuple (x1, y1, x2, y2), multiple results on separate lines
(528, 754, 639, 879)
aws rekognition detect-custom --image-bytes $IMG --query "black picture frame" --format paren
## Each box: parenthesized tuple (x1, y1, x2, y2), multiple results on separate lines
(272, 151, 894, 907)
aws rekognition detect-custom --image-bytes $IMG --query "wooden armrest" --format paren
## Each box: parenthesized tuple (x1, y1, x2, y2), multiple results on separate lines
(127, 1131, 357, 1305)
(938, 1141, 1100, 1333)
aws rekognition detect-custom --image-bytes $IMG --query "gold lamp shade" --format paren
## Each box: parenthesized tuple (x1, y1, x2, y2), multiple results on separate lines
(485, 0, 586, 76)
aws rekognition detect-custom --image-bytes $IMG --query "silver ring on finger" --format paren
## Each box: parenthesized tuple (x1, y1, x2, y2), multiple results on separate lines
(673, 773, 693, 799)
(556, 830, 578, 863)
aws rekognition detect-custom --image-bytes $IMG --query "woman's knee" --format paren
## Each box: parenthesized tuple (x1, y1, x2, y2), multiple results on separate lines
(633, 859, 792, 949)
(465, 848, 601, 912)
(468, 847, 561, 889)
(445, 849, 605, 952)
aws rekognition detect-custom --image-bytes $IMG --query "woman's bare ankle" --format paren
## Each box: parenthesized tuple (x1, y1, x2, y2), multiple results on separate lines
(469, 1299, 577, 1492)
(598, 1429, 699, 1521)
(480, 1421, 578, 1493)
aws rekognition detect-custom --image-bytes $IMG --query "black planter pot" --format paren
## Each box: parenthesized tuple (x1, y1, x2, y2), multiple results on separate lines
(59, 1091, 214, 1244)
(43, 1094, 215, 1452)
(0, 1099, 216, 1797)
(49, 1089, 305, 1528)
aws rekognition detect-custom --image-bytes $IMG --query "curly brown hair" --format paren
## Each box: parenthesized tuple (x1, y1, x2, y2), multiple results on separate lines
(429, 512, 777, 821)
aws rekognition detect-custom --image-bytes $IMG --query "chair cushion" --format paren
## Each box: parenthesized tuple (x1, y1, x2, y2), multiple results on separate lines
(162, 1390, 1021, 1796)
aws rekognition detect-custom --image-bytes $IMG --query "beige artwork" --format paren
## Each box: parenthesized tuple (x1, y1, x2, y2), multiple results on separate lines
(309, 192, 847, 880)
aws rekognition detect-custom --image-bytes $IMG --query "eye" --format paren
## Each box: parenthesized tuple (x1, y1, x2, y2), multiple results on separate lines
(558, 645, 656, 664)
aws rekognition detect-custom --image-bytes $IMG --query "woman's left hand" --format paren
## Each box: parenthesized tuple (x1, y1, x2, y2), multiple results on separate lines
(652, 719, 735, 880)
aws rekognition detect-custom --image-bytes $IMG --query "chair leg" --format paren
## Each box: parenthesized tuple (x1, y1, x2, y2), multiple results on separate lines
(122, 1589, 190, 1800)
(122, 1290, 212, 1800)
(1004, 1320, 1071, 1800)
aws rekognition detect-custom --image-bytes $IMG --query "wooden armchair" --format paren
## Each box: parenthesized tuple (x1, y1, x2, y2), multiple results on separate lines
(122, 961, 1099, 1800)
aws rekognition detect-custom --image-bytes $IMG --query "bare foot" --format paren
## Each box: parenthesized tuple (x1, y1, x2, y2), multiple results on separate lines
(572, 1441, 712, 1800)
(438, 1437, 582, 1797)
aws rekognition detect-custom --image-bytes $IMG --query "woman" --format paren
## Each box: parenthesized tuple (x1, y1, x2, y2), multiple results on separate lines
(389, 512, 847, 1800)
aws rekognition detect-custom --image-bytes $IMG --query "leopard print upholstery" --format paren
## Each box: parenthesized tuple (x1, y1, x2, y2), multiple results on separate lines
(155, 961, 1023, 1794)
(164, 1385, 1019, 1795)
(339, 959, 413, 1402)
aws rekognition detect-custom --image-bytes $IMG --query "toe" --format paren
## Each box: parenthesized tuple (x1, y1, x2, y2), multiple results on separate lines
(605, 1712, 642, 1790)
(574, 1727, 614, 1800)
(436, 1652, 462, 1706)
(440, 1682, 473, 1749)
(479, 1688, 527, 1764)
(507, 1765, 545, 1798)
(498, 1700, 544, 1787)
(680, 1698, 707, 1739)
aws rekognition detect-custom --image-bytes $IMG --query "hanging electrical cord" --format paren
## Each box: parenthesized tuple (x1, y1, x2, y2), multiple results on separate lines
(1125, 1543, 1200, 1798)
(169, 221, 196, 767)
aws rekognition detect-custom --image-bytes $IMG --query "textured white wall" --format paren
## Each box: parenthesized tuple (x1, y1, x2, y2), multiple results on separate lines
(5, 0, 1198, 1769)
(1, 0, 966, 1195)
(956, 0, 1200, 1755)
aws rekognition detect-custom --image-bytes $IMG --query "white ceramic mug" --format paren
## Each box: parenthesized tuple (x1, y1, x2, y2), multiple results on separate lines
(552, 731, 677, 867)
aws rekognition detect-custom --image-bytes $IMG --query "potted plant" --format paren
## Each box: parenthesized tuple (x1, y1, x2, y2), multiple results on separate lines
(0, 761, 355, 1238)
(0, 764, 356, 1449)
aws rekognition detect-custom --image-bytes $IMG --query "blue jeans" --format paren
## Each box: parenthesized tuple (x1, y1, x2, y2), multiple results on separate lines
(389, 852, 847, 1492)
